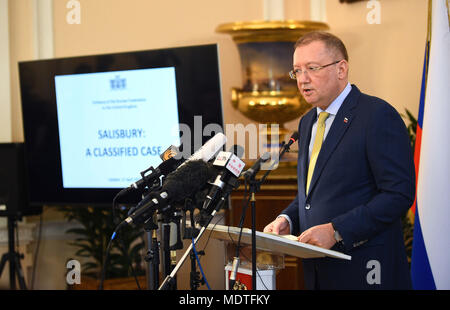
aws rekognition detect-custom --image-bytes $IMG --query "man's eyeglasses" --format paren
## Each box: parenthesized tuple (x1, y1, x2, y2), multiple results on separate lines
(289, 60, 342, 80)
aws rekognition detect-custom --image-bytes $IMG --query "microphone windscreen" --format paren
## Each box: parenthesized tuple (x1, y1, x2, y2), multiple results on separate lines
(193, 187, 210, 209)
(162, 160, 217, 201)
(158, 156, 183, 175)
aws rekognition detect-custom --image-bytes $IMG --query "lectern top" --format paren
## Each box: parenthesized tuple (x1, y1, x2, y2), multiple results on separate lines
(206, 224, 351, 261)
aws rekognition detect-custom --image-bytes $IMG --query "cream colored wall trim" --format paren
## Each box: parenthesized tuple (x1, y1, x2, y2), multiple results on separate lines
(0, 221, 81, 246)
(310, 0, 327, 22)
(0, 0, 11, 142)
(263, 0, 285, 20)
(32, 0, 54, 59)
(0, 222, 35, 246)
(37, 221, 82, 241)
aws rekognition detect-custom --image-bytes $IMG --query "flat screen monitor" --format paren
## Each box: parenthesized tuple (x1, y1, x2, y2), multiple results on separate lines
(19, 44, 223, 206)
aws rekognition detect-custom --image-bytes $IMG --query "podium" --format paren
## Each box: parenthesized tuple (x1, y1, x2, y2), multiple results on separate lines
(205, 223, 351, 290)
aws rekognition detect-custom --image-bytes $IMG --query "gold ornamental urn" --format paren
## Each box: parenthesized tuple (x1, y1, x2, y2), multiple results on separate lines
(216, 20, 329, 147)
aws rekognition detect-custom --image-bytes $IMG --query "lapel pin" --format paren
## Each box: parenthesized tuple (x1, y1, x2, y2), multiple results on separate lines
(343, 117, 348, 123)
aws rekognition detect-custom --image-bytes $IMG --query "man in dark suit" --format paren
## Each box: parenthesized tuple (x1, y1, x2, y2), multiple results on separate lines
(264, 31, 415, 289)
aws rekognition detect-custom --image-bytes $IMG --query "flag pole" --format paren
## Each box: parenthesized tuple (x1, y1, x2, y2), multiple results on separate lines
(408, 0, 433, 225)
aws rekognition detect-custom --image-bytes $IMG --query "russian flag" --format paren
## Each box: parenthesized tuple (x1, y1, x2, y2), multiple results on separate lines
(410, 0, 450, 290)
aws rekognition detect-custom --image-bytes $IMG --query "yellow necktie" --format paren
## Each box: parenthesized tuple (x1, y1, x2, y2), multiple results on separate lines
(306, 112, 329, 194)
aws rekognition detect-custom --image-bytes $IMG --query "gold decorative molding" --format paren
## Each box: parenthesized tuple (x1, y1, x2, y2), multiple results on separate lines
(216, 20, 329, 43)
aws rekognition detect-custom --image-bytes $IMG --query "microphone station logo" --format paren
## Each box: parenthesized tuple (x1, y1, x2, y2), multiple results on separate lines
(213, 151, 245, 177)
(213, 152, 232, 167)
(226, 155, 245, 177)
(160, 145, 180, 161)
(110, 75, 127, 90)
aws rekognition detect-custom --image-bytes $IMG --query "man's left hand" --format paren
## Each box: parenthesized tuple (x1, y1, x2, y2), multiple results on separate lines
(298, 223, 336, 249)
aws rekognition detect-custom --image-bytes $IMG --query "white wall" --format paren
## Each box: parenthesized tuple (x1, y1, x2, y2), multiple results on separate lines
(0, 0, 11, 142)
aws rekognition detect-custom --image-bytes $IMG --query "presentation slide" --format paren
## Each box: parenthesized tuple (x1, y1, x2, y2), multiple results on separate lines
(54, 67, 180, 188)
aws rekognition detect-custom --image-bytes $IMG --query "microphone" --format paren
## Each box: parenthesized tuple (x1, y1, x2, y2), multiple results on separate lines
(120, 160, 217, 228)
(283, 131, 299, 151)
(121, 131, 227, 194)
(119, 145, 183, 196)
(242, 152, 271, 179)
(179, 132, 227, 166)
(242, 131, 299, 180)
(199, 145, 245, 226)
(121, 132, 227, 225)
(274, 131, 299, 167)
(131, 156, 182, 191)
(144, 131, 227, 188)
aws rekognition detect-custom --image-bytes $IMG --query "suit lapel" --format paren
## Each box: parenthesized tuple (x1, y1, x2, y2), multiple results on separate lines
(298, 109, 316, 199)
(306, 85, 361, 197)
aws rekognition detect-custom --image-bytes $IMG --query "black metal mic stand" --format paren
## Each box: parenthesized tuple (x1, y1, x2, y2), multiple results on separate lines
(157, 207, 181, 290)
(158, 179, 239, 290)
(143, 216, 160, 290)
(244, 141, 293, 290)
(246, 175, 260, 290)
(137, 180, 162, 290)
(181, 198, 205, 290)
(158, 208, 217, 290)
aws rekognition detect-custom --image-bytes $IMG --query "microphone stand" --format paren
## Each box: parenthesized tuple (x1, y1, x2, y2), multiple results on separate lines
(143, 216, 159, 290)
(158, 210, 215, 290)
(141, 203, 184, 290)
(158, 208, 183, 290)
(159, 208, 226, 290)
(247, 175, 259, 290)
(158, 180, 238, 290)
(181, 198, 205, 290)
(139, 181, 162, 290)
(244, 141, 293, 290)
